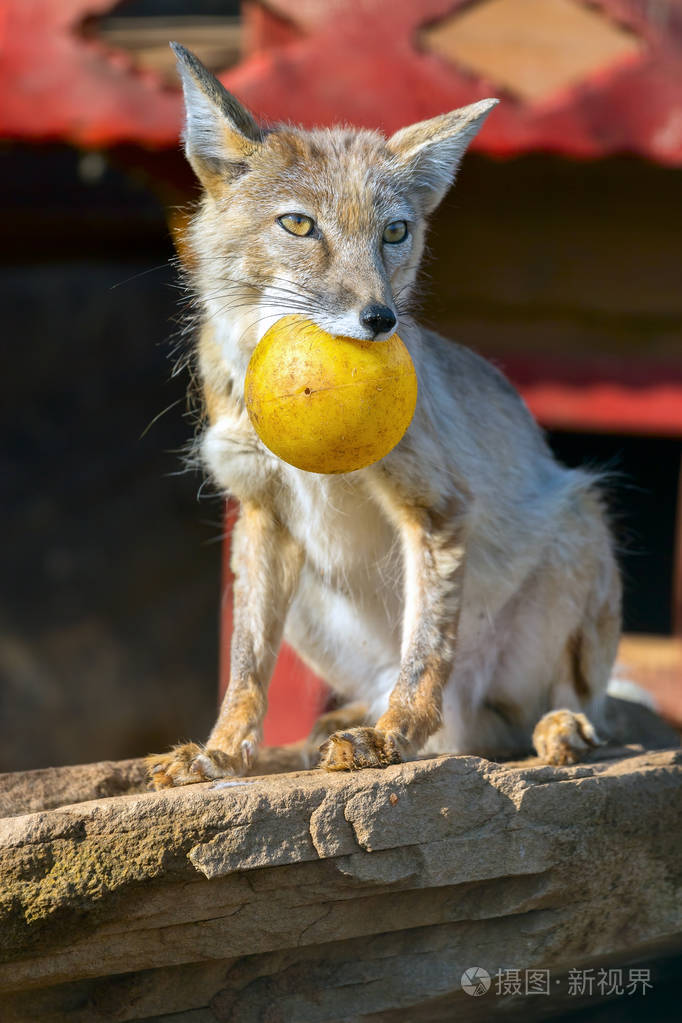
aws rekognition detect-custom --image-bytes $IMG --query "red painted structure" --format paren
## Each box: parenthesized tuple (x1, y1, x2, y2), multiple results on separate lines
(2, 0, 682, 163)
(504, 356, 682, 437)
(2, 0, 680, 738)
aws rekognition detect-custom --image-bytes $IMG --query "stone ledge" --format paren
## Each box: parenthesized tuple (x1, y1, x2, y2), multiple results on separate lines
(0, 727, 681, 1022)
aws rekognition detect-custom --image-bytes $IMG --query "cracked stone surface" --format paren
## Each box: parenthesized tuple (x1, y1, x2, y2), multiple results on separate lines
(0, 708, 680, 1022)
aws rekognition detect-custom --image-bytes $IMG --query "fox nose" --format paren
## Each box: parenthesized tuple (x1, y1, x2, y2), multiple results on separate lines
(359, 303, 396, 338)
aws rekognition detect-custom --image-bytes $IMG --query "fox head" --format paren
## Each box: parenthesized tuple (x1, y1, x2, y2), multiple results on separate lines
(172, 43, 496, 365)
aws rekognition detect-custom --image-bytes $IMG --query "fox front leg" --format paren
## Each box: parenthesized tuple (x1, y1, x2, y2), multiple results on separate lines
(148, 501, 303, 788)
(320, 477, 466, 771)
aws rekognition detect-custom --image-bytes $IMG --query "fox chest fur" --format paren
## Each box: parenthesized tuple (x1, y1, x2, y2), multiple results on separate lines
(202, 386, 400, 595)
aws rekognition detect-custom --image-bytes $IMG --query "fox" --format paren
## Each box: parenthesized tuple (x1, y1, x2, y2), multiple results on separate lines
(147, 43, 621, 788)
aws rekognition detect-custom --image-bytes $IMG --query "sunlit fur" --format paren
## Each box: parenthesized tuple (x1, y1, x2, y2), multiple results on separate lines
(147, 45, 621, 787)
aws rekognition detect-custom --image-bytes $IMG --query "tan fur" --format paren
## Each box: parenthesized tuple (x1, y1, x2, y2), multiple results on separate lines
(147, 45, 622, 787)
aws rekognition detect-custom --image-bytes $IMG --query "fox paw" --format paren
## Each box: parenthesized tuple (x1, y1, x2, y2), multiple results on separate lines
(318, 726, 405, 772)
(533, 709, 603, 766)
(146, 742, 244, 789)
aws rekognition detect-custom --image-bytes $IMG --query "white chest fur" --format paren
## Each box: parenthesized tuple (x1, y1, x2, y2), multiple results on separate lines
(202, 413, 398, 592)
(280, 465, 398, 591)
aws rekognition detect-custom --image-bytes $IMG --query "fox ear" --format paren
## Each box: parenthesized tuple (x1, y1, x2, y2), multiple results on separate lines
(387, 99, 498, 214)
(170, 42, 263, 191)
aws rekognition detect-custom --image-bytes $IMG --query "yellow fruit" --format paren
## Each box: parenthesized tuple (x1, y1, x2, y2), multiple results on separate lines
(244, 315, 418, 474)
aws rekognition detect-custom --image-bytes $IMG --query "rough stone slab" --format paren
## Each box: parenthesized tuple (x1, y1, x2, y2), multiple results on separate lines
(0, 698, 679, 1020)
(0, 758, 149, 819)
(0, 742, 680, 1019)
(2, 921, 681, 1023)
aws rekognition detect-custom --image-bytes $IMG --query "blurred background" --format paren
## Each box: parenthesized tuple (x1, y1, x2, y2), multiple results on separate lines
(1, 0, 681, 772)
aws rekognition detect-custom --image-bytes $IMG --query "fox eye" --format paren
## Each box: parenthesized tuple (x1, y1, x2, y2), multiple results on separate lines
(383, 220, 408, 244)
(278, 213, 315, 237)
